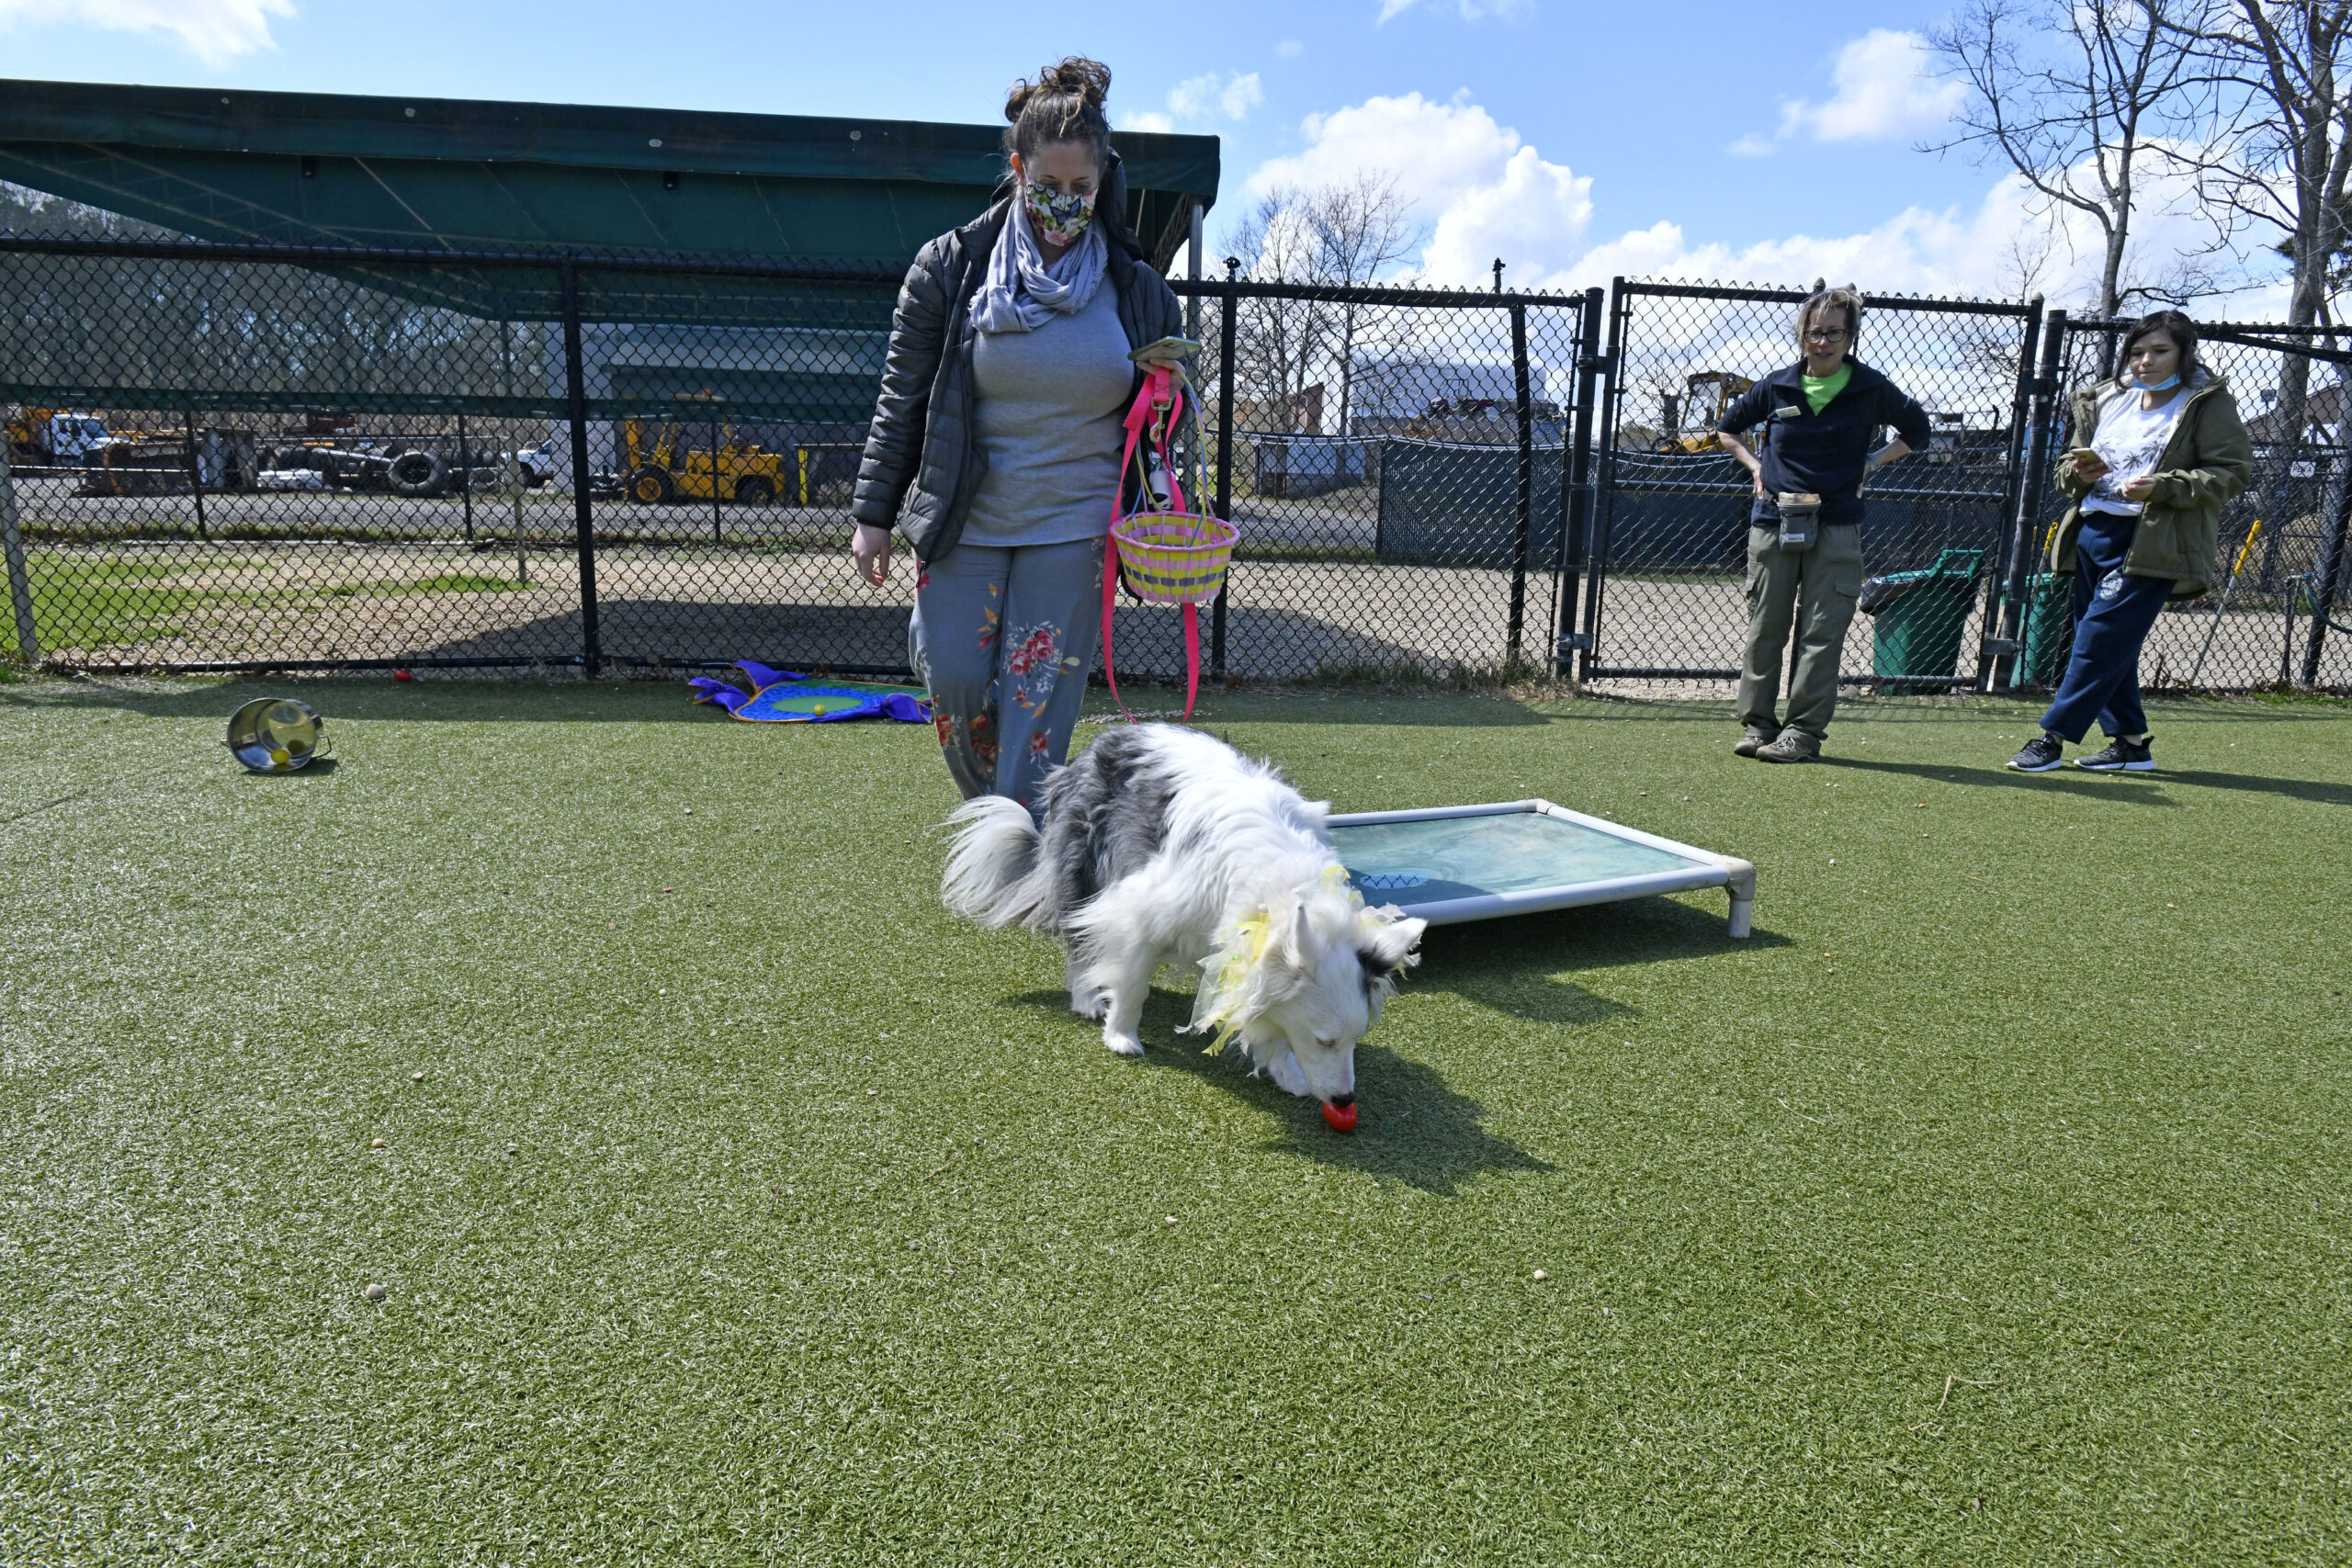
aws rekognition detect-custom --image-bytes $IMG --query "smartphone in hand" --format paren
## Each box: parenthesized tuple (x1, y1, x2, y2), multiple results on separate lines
(1129, 335, 1204, 365)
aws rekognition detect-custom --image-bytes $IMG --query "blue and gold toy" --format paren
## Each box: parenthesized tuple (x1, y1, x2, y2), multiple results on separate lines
(687, 661, 931, 725)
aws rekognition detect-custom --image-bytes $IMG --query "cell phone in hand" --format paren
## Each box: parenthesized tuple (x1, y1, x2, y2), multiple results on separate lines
(1129, 335, 1204, 365)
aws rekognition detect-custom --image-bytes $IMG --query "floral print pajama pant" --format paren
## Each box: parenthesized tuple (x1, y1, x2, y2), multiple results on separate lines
(910, 537, 1104, 807)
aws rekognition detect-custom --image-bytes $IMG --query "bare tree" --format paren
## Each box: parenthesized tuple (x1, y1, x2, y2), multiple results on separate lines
(1225, 177, 1423, 434)
(1928, 0, 2222, 317)
(1306, 173, 1421, 434)
(2177, 3, 2352, 449)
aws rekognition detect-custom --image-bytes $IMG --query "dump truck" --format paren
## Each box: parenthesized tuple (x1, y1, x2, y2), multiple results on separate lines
(619, 417, 786, 505)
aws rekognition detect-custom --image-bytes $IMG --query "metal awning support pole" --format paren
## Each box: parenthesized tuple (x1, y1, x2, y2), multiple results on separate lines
(1556, 287, 1604, 679)
(560, 257, 602, 674)
(0, 439, 39, 664)
(1184, 201, 1203, 343)
(1507, 299, 1533, 670)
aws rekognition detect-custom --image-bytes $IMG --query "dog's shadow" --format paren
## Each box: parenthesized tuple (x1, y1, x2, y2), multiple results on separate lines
(1008, 987, 1555, 1195)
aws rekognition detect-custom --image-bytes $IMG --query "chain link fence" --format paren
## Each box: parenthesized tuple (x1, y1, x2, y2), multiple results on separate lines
(1577, 279, 2038, 695)
(2015, 315, 2352, 693)
(1, 232, 2346, 694)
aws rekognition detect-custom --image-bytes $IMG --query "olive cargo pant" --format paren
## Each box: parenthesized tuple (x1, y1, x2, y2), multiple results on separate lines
(1739, 522, 1862, 742)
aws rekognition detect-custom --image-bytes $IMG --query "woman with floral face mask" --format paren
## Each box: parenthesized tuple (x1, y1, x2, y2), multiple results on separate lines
(849, 56, 1187, 807)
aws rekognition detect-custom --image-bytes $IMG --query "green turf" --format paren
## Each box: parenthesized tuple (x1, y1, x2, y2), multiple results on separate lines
(1, 678, 2346, 1563)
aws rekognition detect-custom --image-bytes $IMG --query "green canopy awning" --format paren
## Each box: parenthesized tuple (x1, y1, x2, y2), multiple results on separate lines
(0, 78, 1217, 274)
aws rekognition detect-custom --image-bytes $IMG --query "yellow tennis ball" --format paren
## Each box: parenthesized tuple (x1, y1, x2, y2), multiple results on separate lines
(811, 704, 828, 716)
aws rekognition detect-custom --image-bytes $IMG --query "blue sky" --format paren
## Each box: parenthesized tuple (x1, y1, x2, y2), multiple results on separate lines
(0, 0, 2251, 306)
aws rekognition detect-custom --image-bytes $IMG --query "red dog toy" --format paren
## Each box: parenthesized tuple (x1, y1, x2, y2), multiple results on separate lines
(1322, 1101, 1358, 1134)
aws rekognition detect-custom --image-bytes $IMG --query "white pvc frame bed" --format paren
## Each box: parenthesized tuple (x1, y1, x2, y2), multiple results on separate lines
(1324, 799, 1758, 938)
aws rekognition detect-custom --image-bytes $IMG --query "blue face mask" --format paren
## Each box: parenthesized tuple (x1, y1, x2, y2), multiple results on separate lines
(2134, 372, 2181, 391)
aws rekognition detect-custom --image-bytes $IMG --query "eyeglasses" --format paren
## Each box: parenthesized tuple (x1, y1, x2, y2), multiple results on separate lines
(1804, 327, 1849, 342)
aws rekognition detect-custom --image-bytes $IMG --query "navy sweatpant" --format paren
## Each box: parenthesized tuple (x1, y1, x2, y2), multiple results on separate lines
(2039, 513, 2174, 744)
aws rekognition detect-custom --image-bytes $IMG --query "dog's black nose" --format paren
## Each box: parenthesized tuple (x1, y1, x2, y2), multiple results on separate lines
(1328, 1094, 1354, 1110)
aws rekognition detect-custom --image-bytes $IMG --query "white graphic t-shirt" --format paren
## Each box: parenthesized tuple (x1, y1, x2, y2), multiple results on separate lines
(2082, 383, 2188, 517)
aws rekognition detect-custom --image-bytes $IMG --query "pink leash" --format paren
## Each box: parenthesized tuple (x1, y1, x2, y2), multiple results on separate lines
(1100, 365, 1204, 722)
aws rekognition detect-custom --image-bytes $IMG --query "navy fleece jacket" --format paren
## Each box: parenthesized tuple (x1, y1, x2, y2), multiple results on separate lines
(1716, 357, 1932, 525)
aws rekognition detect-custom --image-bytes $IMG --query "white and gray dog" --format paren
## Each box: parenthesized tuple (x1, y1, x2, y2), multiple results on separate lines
(943, 724, 1427, 1111)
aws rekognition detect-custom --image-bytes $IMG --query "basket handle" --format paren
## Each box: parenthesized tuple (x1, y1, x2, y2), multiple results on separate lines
(1101, 366, 1204, 724)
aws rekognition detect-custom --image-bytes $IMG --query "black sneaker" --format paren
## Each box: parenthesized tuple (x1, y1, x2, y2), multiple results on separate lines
(2007, 733, 2064, 773)
(2075, 736, 2154, 772)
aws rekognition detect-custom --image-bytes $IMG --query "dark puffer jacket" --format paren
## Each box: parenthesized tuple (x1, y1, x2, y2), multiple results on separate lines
(851, 152, 1184, 565)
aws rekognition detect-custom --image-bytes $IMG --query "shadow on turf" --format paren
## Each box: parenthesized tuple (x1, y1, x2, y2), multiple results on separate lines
(1822, 754, 2352, 808)
(1005, 986, 1555, 1194)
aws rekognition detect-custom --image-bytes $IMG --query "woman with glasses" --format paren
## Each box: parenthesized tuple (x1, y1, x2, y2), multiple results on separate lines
(1716, 287, 1932, 762)
(2006, 310, 2251, 773)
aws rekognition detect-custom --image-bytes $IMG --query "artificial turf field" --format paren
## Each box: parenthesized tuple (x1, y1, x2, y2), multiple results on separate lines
(1, 676, 2346, 1565)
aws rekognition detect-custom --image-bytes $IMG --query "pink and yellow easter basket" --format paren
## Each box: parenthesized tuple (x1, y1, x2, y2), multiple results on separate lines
(1102, 364, 1233, 718)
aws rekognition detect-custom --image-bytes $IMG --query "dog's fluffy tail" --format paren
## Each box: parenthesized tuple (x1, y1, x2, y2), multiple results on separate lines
(942, 795, 1050, 928)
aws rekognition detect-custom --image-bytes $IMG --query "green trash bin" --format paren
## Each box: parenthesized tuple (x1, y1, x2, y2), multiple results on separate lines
(2009, 572, 2074, 690)
(1861, 548, 1985, 683)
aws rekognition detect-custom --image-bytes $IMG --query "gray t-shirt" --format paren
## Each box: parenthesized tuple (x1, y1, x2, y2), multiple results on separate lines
(963, 282, 1136, 547)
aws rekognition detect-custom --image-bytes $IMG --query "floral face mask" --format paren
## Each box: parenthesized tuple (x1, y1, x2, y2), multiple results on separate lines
(1023, 181, 1096, 248)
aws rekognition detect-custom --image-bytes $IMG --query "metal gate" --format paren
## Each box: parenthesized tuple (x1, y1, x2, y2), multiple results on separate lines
(1573, 279, 2040, 691)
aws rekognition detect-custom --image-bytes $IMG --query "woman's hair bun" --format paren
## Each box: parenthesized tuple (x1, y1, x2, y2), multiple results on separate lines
(1003, 56, 1114, 168)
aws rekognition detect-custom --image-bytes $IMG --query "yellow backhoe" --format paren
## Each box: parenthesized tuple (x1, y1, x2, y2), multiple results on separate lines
(619, 416, 788, 506)
(1654, 371, 1755, 455)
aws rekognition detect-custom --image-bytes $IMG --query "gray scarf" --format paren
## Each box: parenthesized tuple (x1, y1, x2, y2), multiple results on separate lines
(972, 205, 1107, 334)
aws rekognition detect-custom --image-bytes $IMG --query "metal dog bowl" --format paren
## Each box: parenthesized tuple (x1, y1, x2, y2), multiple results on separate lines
(226, 697, 328, 773)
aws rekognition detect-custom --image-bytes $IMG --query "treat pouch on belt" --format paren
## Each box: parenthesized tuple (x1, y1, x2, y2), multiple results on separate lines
(1774, 491, 1822, 552)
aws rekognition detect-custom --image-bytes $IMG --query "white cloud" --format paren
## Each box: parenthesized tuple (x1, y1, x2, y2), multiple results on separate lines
(1121, 110, 1177, 135)
(1166, 70, 1263, 123)
(1242, 89, 2261, 313)
(1377, 0, 1533, 23)
(1740, 28, 1963, 152)
(1275, 39, 1305, 59)
(0, 0, 293, 66)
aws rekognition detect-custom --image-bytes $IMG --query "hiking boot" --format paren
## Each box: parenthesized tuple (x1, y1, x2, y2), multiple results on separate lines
(1755, 731, 1820, 763)
(2007, 732, 2065, 773)
(1733, 726, 1780, 758)
(2075, 735, 2154, 772)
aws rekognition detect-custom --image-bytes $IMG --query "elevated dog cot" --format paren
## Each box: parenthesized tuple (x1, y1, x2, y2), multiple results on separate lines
(1326, 800, 1756, 937)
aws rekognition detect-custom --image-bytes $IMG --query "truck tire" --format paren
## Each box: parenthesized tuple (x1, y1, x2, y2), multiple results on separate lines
(626, 467, 675, 505)
(733, 475, 775, 506)
(388, 449, 449, 497)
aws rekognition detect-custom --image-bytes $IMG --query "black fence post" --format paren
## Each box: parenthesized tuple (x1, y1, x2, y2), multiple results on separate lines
(1212, 258, 1238, 682)
(1556, 287, 1604, 679)
(560, 256, 602, 675)
(1981, 298, 2043, 690)
(1577, 278, 1627, 668)
(1994, 308, 2066, 694)
(182, 412, 208, 540)
(2300, 448, 2352, 685)
(1507, 299, 1534, 671)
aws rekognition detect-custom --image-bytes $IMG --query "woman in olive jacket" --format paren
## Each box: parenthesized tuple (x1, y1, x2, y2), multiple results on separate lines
(2007, 310, 2253, 773)
(849, 57, 1184, 806)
